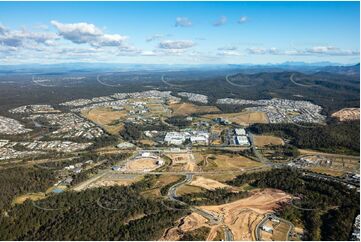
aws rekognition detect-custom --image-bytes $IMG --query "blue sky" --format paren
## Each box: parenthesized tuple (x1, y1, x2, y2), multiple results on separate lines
(0, 1, 359, 64)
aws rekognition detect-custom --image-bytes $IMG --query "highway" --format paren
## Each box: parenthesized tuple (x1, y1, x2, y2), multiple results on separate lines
(248, 132, 273, 166)
(225, 73, 255, 88)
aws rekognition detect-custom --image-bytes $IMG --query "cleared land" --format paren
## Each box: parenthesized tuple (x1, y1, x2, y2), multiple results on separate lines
(298, 149, 360, 174)
(198, 188, 292, 241)
(166, 152, 200, 172)
(189, 176, 232, 191)
(161, 212, 210, 241)
(127, 157, 160, 172)
(169, 102, 220, 116)
(163, 188, 291, 241)
(204, 154, 263, 171)
(81, 107, 126, 135)
(331, 108, 360, 121)
(253, 135, 284, 147)
(203, 111, 269, 126)
(87, 173, 142, 189)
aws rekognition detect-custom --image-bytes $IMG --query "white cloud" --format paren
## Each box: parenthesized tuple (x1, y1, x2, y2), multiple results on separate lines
(0, 24, 58, 48)
(51, 20, 127, 47)
(218, 45, 238, 51)
(238, 16, 248, 24)
(159, 40, 195, 49)
(141, 50, 158, 56)
(213, 16, 227, 26)
(175, 17, 192, 27)
(218, 50, 243, 56)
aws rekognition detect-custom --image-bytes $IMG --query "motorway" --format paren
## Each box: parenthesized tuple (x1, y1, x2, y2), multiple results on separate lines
(166, 173, 234, 241)
(225, 73, 256, 88)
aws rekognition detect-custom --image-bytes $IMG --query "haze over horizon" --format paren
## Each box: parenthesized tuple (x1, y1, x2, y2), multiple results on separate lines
(0, 1, 359, 65)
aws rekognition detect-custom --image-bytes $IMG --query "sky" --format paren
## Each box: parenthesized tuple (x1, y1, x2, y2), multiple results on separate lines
(0, 1, 359, 65)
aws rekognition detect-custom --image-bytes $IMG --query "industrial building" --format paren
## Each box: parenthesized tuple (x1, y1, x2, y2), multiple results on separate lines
(164, 131, 209, 145)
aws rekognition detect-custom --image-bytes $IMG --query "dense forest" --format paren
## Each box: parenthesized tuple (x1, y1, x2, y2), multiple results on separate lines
(179, 188, 249, 206)
(248, 120, 360, 155)
(0, 178, 189, 240)
(228, 168, 360, 240)
(0, 167, 56, 211)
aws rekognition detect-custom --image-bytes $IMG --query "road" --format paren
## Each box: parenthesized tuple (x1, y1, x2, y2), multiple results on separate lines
(161, 75, 187, 88)
(225, 74, 255, 88)
(166, 173, 234, 240)
(289, 73, 316, 88)
(248, 132, 273, 166)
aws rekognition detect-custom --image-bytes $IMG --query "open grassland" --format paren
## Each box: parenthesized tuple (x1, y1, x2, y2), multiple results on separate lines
(82, 107, 126, 135)
(203, 111, 269, 126)
(176, 184, 205, 196)
(253, 135, 285, 147)
(87, 173, 143, 189)
(204, 154, 263, 171)
(127, 158, 159, 172)
(272, 221, 291, 241)
(169, 102, 220, 116)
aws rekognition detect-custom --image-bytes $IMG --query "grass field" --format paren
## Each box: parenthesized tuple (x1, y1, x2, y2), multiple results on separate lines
(127, 157, 159, 172)
(176, 184, 205, 196)
(203, 111, 269, 126)
(272, 221, 291, 241)
(203, 154, 263, 171)
(253, 135, 284, 147)
(169, 102, 220, 116)
(87, 173, 143, 189)
(82, 107, 126, 135)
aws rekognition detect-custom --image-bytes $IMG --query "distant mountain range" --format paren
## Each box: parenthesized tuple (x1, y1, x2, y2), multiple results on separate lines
(0, 62, 359, 76)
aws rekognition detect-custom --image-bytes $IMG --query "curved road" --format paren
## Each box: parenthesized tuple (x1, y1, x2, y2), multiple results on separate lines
(166, 173, 234, 240)
(225, 74, 256, 88)
(289, 73, 316, 88)
(161, 75, 188, 88)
